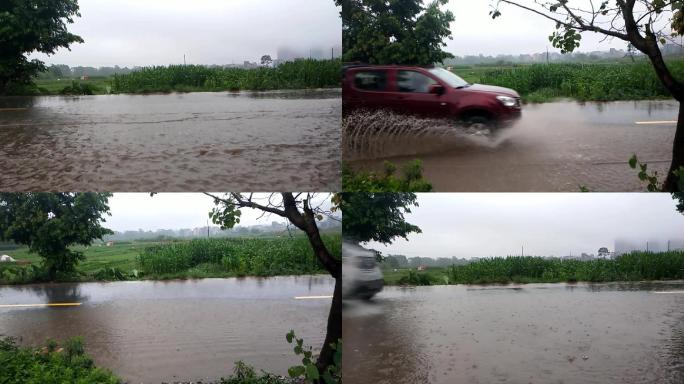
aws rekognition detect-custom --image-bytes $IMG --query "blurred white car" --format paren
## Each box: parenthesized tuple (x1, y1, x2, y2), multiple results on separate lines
(342, 239, 384, 300)
(0, 255, 16, 263)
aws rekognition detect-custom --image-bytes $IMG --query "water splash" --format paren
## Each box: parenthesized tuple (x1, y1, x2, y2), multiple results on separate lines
(342, 110, 512, 160)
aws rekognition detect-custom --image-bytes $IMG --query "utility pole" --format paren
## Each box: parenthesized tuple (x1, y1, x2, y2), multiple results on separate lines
(646, 241, 649, 252)
(546, 46, 549, 64)
(184, 54, 187, 66)
(331, 47, 334, 60)
(207, 219, 209, 238)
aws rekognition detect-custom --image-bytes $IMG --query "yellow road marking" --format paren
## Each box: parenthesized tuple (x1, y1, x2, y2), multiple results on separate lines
(294, 295, 333, 300)
(635, 120, 677, 125)
(0, 108, 27, 112)
(0, 302, 81, 308)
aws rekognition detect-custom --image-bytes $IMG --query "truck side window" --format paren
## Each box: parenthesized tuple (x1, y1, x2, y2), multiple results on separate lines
(397, 70, 436, 93)
(354, 71, 387, 91)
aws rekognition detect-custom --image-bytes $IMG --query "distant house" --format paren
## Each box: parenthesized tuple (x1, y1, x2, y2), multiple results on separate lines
(416, 265, 426, 271)
(598, 247, 611, 258)
(106, 241, 114, 247)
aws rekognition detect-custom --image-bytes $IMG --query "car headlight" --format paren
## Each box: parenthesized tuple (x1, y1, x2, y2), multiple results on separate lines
(496, 95, 517, 107)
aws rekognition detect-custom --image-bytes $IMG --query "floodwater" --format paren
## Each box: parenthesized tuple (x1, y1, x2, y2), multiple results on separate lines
(0, 89, 340, 191)
(344, 100, 677, 191)
(0, 276, 334, 383)
(343, 281, 684, 384)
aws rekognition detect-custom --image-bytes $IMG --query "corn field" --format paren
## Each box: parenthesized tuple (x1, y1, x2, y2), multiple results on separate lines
(137, 234, 341, 277)
(444, 251, 684, 284)
(112, 59, 341, 93)
(477, 60, 684, 101)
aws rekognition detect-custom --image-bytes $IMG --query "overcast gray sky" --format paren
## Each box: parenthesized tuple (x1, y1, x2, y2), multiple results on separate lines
(365, 193, 684, 259)
(105, 193, 333, 232)
(32, 0, 341, 67)
(444, 0, 654, 56)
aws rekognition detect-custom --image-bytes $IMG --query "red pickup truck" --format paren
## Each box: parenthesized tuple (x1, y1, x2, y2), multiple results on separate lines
(343, 65, 522, 129)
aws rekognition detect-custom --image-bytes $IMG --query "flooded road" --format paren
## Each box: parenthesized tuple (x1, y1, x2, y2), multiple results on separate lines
(345, 100, 676, 191)
(343, 281, 684, 384)
(0, 276, 333, 383)
(0, 90, 340, 191)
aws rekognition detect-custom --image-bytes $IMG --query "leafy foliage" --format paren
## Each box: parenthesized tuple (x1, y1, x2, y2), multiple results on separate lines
(338, 0, 455, 65)
(112, 59, 340, 93)
(0, 193, 113, 278)
(342, 160, 433, 192)
(0, 0, 83, 94)
(629, 154, 662, 191)
(286, 331, 341, 384)
(674, 192, 684, 214)
(0, 337, 120, 384)
(339, 192, 421, 244)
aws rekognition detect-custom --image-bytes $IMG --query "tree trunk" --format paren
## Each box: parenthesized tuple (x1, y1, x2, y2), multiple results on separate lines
(315, 276, 342, 378)
(663, 101, 684, 192)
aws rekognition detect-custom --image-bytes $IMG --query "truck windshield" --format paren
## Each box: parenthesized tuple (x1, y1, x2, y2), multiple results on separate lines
(428, 67, 470, 88)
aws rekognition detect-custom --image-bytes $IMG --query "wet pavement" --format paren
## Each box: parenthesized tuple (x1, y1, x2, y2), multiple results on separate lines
(343, 281, 684, 384)
(344, 100, 677, 192)
(0, 89, 340, 191)
(0, 276, 334, 383)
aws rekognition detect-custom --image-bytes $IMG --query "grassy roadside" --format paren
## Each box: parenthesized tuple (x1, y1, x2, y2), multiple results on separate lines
(382, 251, 684, 286)
(450, 59, 684, 103)
(0, 233, 341, 285)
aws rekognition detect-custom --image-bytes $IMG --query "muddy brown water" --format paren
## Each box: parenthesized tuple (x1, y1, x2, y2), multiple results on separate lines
(345, 100, 677, 192)
(0, 276, 334, 383)
(0, 89, 340, 191)
(343, 281, 684, 384)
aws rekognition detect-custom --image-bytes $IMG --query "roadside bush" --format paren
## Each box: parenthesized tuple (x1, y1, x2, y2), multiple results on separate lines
(60, 81, 99, 95)
(0, 337, 120, 384)
(397, 270, 434, 286)
(342, 160, 433, 192)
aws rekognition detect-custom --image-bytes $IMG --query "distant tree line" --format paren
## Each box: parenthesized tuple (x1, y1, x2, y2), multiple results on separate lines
(104, 219, 341, 242)
(381, 254, 471, 268)
(443, 46, 684, 67)
(38, 65, 135, 79)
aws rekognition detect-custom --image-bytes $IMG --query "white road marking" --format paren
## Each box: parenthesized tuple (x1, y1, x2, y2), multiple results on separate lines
(652, 291, 684, 294)
(0, 302, 82, 308)
(294, 295, 333, 300)
(635, 120, 677, 125)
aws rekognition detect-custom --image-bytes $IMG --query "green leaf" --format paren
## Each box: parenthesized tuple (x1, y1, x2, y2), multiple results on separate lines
(628, 155, 638, 169)
(288, 366, 305, 378)
(305, 364, 320, 380)
(286, 330, 294, 343)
